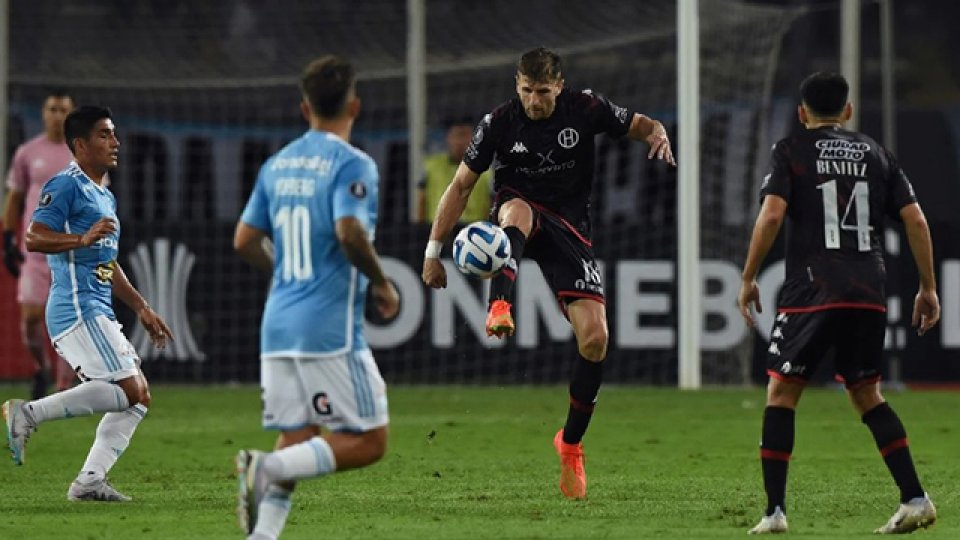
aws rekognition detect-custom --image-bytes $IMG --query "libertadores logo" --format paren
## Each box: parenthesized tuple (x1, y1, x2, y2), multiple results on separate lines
(127, 238, 206, 361)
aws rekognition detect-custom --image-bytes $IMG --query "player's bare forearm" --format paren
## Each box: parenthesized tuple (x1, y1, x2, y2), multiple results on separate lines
(428, 163, 480, 242)
(336, 217, 388, 285)
(628, 114, 675, 166)
(25, 218, 116, 253)
(3, 189, 25, 232)
(628, 114, 660, 140)
(901, 203, 937, 291)
(24, 221, 83, 253)
(741, 195, 787, 282)
(234, 222, 274, 273)
(112, 262, 150, 312)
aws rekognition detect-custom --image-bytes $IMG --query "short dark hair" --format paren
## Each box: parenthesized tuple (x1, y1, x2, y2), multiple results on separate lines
(517, 47, 562, 83)
(800, 72, 849, 117)
(443, 115, 475, 131)
(300, 55, 356, 119)
(46, 88, 72, 101)
(64, 105, 112, 154)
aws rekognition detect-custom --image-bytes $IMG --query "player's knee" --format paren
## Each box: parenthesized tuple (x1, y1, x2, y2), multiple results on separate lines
(766, 379, 802, 408)
(577, 329, 608, 361)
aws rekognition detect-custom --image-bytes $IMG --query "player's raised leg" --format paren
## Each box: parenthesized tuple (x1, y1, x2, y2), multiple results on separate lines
(486, 198, 532, 338)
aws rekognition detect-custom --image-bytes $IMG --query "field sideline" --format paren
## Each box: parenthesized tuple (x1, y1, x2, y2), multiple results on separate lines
(0, 385, 955, 539)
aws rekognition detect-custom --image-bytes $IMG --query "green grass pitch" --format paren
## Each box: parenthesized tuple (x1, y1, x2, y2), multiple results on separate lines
(0, 384, 956, 539)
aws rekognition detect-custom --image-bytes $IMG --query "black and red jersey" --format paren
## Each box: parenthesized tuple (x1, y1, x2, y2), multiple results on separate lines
(463, 88, 634, 234)
(761, 125, 917, 312)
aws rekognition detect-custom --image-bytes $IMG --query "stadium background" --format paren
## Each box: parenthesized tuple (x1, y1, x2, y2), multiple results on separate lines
(1, 0, 959, 386)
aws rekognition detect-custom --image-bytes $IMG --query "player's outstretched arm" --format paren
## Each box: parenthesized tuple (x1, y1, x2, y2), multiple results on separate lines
(900, 202, 940, 335)
(233, 221, 274, 273)
(737, 194, 787, 328)
(24, 217, 116, 254)
(627, 113, 676, 166)
(422, 163, 481, 289)
(112, 262, 174, 348)
(336, 216, 399, 319)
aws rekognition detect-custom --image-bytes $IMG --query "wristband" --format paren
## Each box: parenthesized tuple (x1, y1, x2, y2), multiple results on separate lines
(424, 240, 442, 259)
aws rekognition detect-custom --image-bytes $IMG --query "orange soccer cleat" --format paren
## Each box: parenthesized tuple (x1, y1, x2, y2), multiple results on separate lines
(553, 429, 587, 500)
(485, 300, 515, 338)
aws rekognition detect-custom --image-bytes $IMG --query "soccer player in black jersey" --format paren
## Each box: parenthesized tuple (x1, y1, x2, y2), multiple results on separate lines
(421, 47, 674, 500)
(737, 72, 939, 534)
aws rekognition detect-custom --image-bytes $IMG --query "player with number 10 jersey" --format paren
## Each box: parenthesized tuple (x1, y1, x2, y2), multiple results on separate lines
(761, 125, 916, 311)
(240, 137, 378, 356)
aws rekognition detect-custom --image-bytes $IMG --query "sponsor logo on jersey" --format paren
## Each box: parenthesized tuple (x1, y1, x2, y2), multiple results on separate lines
(510, 141, 528, 154)
(558, 128, 579, 149)
(93, 261, 115, 284)
(815, 139, 870, 161)
(38, 192, 53, 207)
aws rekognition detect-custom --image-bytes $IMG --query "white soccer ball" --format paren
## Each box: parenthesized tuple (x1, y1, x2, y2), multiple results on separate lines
(452, 221, 511, 278)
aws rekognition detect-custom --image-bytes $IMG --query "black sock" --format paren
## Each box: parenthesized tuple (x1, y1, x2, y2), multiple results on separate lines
(862, 402, 925, 502)
(31, 370, 48, 400)
(488, 226, 526, 307)
(562, 355, 603, 444)
(760, 406, 795, 516)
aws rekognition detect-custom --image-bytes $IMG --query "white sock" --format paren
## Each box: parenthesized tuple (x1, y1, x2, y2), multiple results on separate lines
(27, 380, 129, 423)
(263, 436, 337, 483)
(77, 404, 148, 484)
(250, 485, 293, 540)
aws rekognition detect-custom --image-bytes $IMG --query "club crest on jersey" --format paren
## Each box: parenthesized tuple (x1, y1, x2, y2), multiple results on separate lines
(39, 192, 53, 207)
(558, 128, 579, 149)
(93, 261, 115, 284)
(349, 181, 367, 199)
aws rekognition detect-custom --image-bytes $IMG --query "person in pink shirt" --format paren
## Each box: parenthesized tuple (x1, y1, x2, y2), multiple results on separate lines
(2, 90, 77, 399)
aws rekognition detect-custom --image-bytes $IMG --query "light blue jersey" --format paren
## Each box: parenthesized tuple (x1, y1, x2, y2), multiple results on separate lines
(30, 162, 120, 340)
(240, 131, 379, 356)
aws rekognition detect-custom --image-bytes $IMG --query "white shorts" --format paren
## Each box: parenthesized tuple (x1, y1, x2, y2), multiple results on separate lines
(261, 350, 389, 433)
(53, 315, 140, 382)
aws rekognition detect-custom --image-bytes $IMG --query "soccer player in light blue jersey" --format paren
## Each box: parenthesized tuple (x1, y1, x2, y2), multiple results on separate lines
(2, 106, 173, 502)
(233, 56, 399, 540)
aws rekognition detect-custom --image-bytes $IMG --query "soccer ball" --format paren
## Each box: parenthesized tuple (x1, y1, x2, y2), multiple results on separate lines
(452, 221, 511, 278)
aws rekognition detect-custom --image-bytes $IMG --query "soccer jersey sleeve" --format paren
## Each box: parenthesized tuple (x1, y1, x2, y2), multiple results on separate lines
(5, 146, 28, 192)
(463, 112, 498, 175)
(760, 140, 792, 204)
(582, 90, 633, 138)
(332, 156, 378, 228)
(239, 169, 272, 233)
(884, 152, 918, 220)
(30, 175, 76, 232)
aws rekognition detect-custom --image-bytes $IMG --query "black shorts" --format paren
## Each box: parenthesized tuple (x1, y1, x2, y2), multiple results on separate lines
(766, 308, 886, 389)
(492, 191, 604, 315)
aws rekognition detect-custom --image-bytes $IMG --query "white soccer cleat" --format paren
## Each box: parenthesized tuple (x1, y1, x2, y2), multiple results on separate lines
(67, 477, 132, 502)
(3, 399, 36, 466)
(236, 449, 269, 535)
(748, 506, 788, 534)
(874, 494, 936, 534)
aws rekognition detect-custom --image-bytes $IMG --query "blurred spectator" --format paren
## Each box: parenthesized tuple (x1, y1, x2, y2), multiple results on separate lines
(416, 118, 492, 223)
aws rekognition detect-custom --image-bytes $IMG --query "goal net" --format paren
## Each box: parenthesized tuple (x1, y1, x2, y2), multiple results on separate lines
(3, 0, 801, 384)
